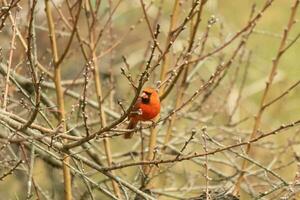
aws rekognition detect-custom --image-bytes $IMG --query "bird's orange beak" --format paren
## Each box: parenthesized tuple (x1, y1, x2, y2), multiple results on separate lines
(141, 92, 148, 99)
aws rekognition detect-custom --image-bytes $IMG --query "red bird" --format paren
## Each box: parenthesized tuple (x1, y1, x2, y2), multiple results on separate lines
(124, 87, 161, 139)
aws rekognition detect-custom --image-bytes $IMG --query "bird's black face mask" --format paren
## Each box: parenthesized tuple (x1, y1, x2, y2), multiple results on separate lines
(141, 91, 151, 104)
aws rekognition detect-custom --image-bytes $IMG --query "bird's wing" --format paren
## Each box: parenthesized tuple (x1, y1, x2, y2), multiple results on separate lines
(128, 97, 142, 118)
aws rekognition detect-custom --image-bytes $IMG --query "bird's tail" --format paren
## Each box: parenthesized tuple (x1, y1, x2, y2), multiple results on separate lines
(124, 120, 138, 139)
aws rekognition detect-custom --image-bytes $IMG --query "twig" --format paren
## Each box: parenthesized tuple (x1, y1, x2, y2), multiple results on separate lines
(140, 0, 162, 54)
(263, 80, 300, 109)
(26, 144, 35, 199)
(175, 129, 197, 160)
(201, 127, 210, 200)
(81, 63, 91, 136)
(2, 9, 17, 109)
(18, 0, 41, 132)
(44, 0, 72, 199)
(0, 159, 23, 181)
(56, 0, 82, 66)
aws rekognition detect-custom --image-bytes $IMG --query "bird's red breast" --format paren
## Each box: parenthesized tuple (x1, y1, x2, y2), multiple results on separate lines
(124, 87, 160, 139)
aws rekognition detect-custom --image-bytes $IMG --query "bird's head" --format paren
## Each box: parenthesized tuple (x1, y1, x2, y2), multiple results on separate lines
(140, 87, 158, 104)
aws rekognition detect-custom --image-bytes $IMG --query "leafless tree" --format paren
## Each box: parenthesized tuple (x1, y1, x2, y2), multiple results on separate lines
(0, 0, 300, 199)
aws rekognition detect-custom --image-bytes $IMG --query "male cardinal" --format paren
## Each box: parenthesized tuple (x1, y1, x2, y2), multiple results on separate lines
(124, 87, 160, 139)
